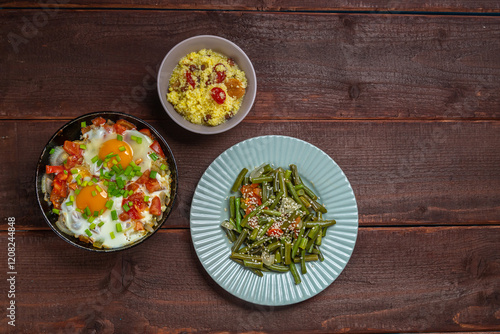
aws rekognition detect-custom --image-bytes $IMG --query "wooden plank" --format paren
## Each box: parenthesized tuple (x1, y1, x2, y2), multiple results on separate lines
(1, 0, 499, 13)
(1, 226, 499, 332)
(1, 11, 500, 120)
(2, 119, 499, 230)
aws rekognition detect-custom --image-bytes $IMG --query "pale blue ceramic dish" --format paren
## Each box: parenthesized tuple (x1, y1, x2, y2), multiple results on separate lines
(190, 135, 358, 305)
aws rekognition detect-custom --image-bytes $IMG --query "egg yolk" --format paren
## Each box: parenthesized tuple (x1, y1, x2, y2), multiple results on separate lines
(98, 139, 133, 169)
(76, 185, 108, 215)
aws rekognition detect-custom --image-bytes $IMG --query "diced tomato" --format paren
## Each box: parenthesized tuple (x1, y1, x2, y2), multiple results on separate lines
(135, 170, 150, 184)
(145, 178, 162, 193)
(91, 117, 106, 126)
(63, 141, 81, 156)
(241, 184, 262, 215)
(267, 228, 284, 238)
(135, 221, 144, 231)
(149, 141, 165, 158)
(50, 179, 68, 209)
(81, 125, 92, 134)
(139, 128, 152, 139)
(55, 172, 68, 181)
(128, 207, 143, 220)
(125, 191, 147, 211)
(64, 154, 82, 169)
(114, 123, 127, 135)
(119, 212, 130, 221)
(150, 196, 162, 216)
(46, 165, 64, 174)
(116, 119, 136, 131)
(103, 124, 114, 133)
(68, 182, 78, 190)
(127, 183, 140, 192)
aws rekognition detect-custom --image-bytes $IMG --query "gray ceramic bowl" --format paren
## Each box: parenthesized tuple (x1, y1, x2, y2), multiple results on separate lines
(157, 35, 257, 135)
(35, 111, 178, 252)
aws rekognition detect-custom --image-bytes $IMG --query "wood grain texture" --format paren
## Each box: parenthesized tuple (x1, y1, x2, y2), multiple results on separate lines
(2, 10, 500, 120)
(0, 226, 499, 333)
(1, 0, 500, 13)
(2, 119, 499, 230)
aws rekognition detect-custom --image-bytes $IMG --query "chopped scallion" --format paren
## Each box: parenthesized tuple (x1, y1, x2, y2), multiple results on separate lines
(149, 171, 157, 179)
(123, 204, 130, 212)
(144, 196, 149, 202)
(160, 164, 167, 170)
(52, 208, 60, 214)
(91, 191, 97, 197)
(89, 223, 96, 230)
(80, 144, 87, 150)
(81, 121, 87, 128)
(75, 189, 81, 195)
(119, 146, 126, 152)
(149, 153, 159, 161)
(85, 229, 92, 237)
(111, 210, 118, 220)
(110, 232, 116, 239)
(98, 222, 105, 227)
(117, 134, 123, 141)
(71, 169, 78, 174)
(66, 201, 73, 206)
(105, 200, 114, 209)
(96, 185, 103, 193)
(91, 155, 99, 163)
(115, 223, 123, 232)
(49, 148, 55, 154)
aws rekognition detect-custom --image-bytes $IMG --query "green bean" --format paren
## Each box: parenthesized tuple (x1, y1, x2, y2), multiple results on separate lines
(308, 225, 321, 240)
(231, 229, 248, 252)
(275, 249, 282, 264)
(300, 249, 307, 274)
(257, 219, 275, 239)
(262, 181, 269, 203)
(273, 170, 279, 192)
(293, 254, 319, 263)
(278, 169, 287, 197)
(266, 240, 280, 252)
(231, 168, 248, 192)
(294, 184, 305, 190)
(291, 226, 306, 258)
(297, 189, 305, 196)
(265, 264, 290, 273)
(232, 258, 264, 277)
(234, 198, 242, 232)
(248, 227, 259, 241)
(229, 196, 236, 219)
(244, 259, 264, 270)
(313, 245, 325, 262)
(299, 195, 311, 208)
(303, 193, 321, 212)
(289, 263, 301, 285)
(322, 227, 328, 237)
(230, 252, 261, 262)
(239, 237, 270, 254)
(305, 220, 336, 228)
(284, 169, 292, 180)
(315, 232, 322, 246)
(290, 164, 302, 185)
(241, 200, 270, 227)
(224, 227, 237, 242)
(251, 175, 274, 184)
(298, 237, 308, 249)
(285, 180, 308, 213)
(284, 241, 292, 265)
(302, 184, 318, 201)
(261, 209, 282, 217)
(268, 191, 283, 210)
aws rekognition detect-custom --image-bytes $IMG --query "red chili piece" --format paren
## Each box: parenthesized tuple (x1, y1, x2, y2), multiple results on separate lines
(213, 63, 227, 83)
(186, 71, 196, 88)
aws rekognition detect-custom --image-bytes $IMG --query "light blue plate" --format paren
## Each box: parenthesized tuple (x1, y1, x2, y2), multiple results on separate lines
(190, 135, 358, 306)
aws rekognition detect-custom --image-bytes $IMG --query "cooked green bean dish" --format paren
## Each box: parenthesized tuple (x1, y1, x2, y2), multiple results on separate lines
(220, 164, 335, 285)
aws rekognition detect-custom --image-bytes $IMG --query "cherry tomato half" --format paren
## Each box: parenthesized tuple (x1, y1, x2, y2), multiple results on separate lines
(210, 87, 226, 104)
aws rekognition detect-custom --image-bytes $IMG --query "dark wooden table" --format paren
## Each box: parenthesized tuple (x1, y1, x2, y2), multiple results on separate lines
(1, 1, 499, 333)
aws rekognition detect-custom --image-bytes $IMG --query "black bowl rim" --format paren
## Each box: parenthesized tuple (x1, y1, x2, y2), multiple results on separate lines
(35, 111, 178, 252)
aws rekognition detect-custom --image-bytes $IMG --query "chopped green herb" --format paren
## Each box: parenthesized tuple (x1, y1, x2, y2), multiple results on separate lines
(144, 196, 149, 202)
(119, 146, 126, 152)
(89, 223, 96, 230)
(80, 144, 87, 150)
(91, 155, 99, 163)
(96, 185, 103, 193)
(75, 189, 81, 195)
(85, 207, 92, 217)
(52, 208, 60, 214)
(116, 156, 121, 162)
(88, 216, 95, 223)
(110, 232, 116, 239)
(70, 195, 75, 202)
(135, 137, 142, 144)
(150, 171, 157, 179)
(93, 211, 98, 217)
(160, 164, 167, 171)
(71, 169, 78, 174)
(117, 134, 123, 141)
(49, 148, 55, 154)
(81, 121, 87, 128)
(111, 210, 118, 220)
(149, 153, 159, 161)
(91, 191, 97, 197)
(123, 204, 130, 212)
(64, 170, 68, 175)
(88, 181, 94, 186)
(98, 222, 105, 227)
(115, 223, 123, 232)
(105, 200, 113, 209)
(66, 201, 73, 206)
(85, 229, 92, 237)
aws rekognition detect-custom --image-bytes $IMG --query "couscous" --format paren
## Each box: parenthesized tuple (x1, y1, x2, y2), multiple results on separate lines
(167, 49, 247, 126)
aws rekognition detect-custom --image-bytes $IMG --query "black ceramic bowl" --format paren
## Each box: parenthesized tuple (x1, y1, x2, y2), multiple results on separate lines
(35, 111, 178, 252)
